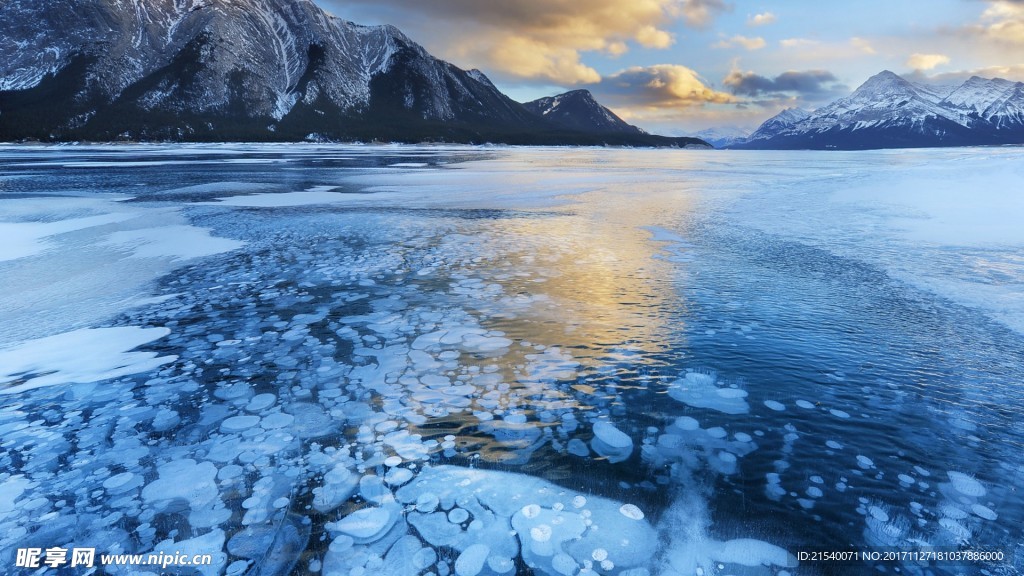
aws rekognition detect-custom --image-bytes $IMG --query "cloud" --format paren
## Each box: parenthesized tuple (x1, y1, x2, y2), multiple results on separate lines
(328, 0, 723, 83)
(676, 0, 733, 28)
(723, 69, 845, 98)
(906, 53, 951, 70)
(713, 35, 767, 50)
(779, 38, 819, 48)
(488, 37, 602, 83)
(975, 0, 1024, 43)
(592, 65, 737, 108)
(747, 12, 777, 26)
(908, 64, 1024, 84)
(850, 37, 876, 54)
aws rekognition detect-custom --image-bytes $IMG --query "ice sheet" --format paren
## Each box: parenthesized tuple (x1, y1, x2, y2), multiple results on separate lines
(102, 225, 244, 259)
(0, 326, 175, 394)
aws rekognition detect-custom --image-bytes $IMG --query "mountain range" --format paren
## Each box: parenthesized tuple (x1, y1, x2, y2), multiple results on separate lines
(732, 70, 1024, 150)
(0, 0, 707, 147)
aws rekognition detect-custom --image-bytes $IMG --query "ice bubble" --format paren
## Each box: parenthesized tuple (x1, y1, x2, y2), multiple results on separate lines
(385, 468, 413, 487)
(455, 544, 490, 576)
(706, 427, 727, 439)
(829, 409, 850, 419)
(619, 504, 645, 520)
(668, 372, 750, 415)
(856, 455, 874, 469)
(938, 517, 971, 541)
(764, 400, 786, 412)
(591, 422, 634, 464)
(674, 416, 700, 431)
(940, 503, 968, 519)
(413, 548, 438, 570)
(142, 459, 219, 510)
(152, 528, 227, 576)
(402, 491, 437, 517)
(331, 506, 396, 542)
(313, 464, 358, 513)
(359, 475, 394, 505)
(384, 456, 403, 467)
(245, 394, 276, 412)
(221, 415, 260, 433)
(572, 496, 587, 508)
(795, 400, 815, 409)
(826, 440, 842, 450)
(898, 474, 915, 485)
(448, 507, 470, 524)
(531, 524, 553, 542)
(970, 504, 997, 520)
(947, 471, 986, 497)
(522, 504, 542, 518)
(261, 412, 294, 429)
(592, 548, 609, 561)
(552, 553, 578, 576)
(488, 556, 515, 574)
(868, 506, 889, 522)
(807, 487, 823, 498)
(734, 432, 752, 442)
(713, 538, 798, 569)
(286, 403, 338, 438)
(102, 472, 137, 493)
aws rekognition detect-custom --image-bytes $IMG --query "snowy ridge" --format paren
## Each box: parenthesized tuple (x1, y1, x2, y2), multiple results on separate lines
(0, 0, 708, 145)
(745, 108, 810, 142)
(0, 0, 532, 139)
(0, 0, 397, 115)
(736, 70, 1024, 149)
(681, 126, 751, 148)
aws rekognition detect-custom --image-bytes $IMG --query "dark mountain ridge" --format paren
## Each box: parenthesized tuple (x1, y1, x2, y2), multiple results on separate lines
(0, 0, 708, 147)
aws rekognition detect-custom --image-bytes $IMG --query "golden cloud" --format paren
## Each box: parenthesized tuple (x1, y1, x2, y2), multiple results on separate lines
(336, 0, 730, 83)
(747, 12, 777, 27)
(488, 37, 602, 84)
(593, 64, 737, 108)
(978, 1, 1024, 43)
(906, 53, 951, 71)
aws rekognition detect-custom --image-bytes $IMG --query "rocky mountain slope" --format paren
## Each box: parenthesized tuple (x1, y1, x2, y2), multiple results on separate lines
(523, 90, 644, 135)
(0, 0, 708, 147)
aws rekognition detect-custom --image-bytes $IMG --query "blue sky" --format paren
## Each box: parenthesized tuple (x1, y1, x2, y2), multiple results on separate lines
(317, 0, 1024, 134)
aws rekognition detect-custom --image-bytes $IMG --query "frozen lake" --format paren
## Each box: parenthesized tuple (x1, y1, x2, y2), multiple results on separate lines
(0, 144, 1022, 575)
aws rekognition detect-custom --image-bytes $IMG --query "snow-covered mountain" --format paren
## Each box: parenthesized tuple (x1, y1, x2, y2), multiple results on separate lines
(684, 126, 750, 148)
(0, 0, 709, 146)
(523, 90, 644, 135)
(735, 71, 1024, 149)
(0, 0, 546, 141)
(744, 108, 809, 142)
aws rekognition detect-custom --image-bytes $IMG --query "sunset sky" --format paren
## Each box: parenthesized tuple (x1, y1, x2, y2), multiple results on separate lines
(317, 0, 1024, 134)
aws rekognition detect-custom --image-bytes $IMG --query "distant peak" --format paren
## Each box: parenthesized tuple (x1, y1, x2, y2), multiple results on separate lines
(863, 70, 907, 84)
(853, 70, 917, 95)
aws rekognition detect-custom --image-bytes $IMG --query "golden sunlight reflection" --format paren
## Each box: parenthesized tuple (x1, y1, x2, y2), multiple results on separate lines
(397, 149, 711, 466)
